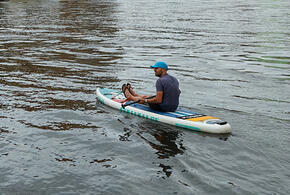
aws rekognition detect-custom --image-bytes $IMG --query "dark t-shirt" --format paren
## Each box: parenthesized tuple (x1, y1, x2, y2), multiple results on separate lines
(153, 74, 181, 112)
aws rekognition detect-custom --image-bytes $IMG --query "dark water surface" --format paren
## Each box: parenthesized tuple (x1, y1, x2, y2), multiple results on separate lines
(1, 0, 289, 194)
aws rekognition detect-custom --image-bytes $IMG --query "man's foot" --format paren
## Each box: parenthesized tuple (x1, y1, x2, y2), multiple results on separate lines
(122, 84, 128, 97)
(127, 83, 137, 96)
(122, 84, 131, 99)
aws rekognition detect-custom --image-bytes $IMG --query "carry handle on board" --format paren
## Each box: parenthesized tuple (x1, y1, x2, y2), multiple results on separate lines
(121, 95, 156, 109)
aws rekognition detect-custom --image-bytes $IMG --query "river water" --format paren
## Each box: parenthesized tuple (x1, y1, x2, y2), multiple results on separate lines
(0, 0, 289, 194)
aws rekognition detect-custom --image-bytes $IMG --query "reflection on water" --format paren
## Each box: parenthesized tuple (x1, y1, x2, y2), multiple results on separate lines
(137, 128, 184, 159)
(19, 120, 100, 131)
(141, 129, 184, 178)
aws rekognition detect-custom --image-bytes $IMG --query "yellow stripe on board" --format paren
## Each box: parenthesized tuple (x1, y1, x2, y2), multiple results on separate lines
(186, 116, 218, 122)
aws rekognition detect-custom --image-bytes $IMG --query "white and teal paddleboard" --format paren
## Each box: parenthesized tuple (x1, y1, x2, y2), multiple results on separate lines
(96, 88, 231, 134)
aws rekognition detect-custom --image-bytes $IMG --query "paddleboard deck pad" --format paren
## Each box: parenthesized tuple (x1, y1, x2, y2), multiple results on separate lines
(96, 88, 231, 134)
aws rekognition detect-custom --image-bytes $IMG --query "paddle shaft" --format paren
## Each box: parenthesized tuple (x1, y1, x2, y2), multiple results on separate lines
(121, 95, 156, 109)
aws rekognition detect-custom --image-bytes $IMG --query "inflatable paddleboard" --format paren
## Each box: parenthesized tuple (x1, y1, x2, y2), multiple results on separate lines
(96, 88, 231, 134)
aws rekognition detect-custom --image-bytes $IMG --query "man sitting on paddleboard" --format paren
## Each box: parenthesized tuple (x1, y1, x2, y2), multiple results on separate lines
(122, 61, 181, 112)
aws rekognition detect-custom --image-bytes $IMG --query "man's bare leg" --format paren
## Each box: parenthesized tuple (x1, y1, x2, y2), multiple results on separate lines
(127, 85, 146, 98)
(124, 88, 147, 101)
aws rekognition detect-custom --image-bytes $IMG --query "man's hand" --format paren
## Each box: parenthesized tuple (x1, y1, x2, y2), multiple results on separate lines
(138, 97, 145, 104)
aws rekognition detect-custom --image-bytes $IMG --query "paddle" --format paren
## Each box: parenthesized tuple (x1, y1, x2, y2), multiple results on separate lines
(121, 95, 156, 109)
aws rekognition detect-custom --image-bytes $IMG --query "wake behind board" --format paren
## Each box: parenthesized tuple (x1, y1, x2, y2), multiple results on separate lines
(96, 88, 231, 134)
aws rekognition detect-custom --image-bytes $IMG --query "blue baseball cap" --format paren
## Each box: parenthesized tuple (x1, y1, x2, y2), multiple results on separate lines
(151, 61, 168, 70)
